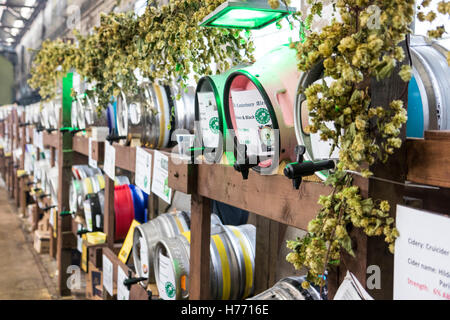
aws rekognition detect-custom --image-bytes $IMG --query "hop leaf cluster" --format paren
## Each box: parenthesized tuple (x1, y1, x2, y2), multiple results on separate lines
(29, 0, 255, 112)
(281, 0, 448, 287)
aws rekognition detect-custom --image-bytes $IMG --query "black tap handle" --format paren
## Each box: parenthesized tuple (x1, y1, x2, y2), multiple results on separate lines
(284, 145, 335, 190)
(46, 128, 57, 133)
(106, 134, 127, 145)
(43, 205, 57, 212)
(39, 193, 50, 199)
(27, 181, 36, 186)
(123, 270, 147, 290)
(233, 137, 258, 180)
(77, 229, 89, 236)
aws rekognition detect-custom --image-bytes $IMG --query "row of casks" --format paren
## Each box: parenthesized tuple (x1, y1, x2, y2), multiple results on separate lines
(133, 211, 327, 300)
(132, 211, 257, 300)
(196, 35, 450, 180)
(84, 35, 449, 181)
(47, 35, 449, 180)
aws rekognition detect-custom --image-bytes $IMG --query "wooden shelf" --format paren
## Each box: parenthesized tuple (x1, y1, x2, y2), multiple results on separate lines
(102, 247, 152, 300)
(43, 131, 59, 149)
(407, 131, 450, 188)
(169, 161, 331, 230)
(72, 135, 105, 163)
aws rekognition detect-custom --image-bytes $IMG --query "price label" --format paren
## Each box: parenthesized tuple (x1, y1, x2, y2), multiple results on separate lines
(103, 142, 116, 180)
(117, 266, 130, 300)
(83, 200, 93, 232)
(135, 147, 152, 195)
(88, 138, 98, 168)
(33, 129, 38, 148)
(102, 254, 114, 296)
(197, 91, 220, 148)
(151, 151, 172, 204)
(158, 252, 176, 300)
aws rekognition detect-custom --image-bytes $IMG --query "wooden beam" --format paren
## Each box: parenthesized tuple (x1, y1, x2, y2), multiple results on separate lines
(195, 163, 331, 230)
(406, 136, 450, 188)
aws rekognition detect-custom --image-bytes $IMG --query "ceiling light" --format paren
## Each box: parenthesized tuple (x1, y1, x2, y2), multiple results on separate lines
(200, 0, 295, 30)
(6, 38, 14, 43)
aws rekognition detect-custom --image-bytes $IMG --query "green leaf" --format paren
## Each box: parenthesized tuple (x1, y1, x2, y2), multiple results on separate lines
(341, 235, 355, 257)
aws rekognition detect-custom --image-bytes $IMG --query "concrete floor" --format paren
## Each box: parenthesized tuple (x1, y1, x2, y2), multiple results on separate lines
(0, 187, 54, 300)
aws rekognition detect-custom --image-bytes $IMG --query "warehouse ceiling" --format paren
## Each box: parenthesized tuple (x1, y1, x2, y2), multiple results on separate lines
(0, 0, 46, 51)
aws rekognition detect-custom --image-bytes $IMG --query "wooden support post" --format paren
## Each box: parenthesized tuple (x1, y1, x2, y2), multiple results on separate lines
(148, 193, 159, 221)
(254, 216, 282, 295)
(104, 176, 115, 249)
(189, 194, 211, 300)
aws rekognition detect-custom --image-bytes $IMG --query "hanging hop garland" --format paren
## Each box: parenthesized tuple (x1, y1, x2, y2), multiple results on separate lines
(29, 0, 255, 115)
(274, 0, 450, 289)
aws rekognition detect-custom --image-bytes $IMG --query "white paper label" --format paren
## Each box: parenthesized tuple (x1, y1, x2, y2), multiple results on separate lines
(38, 131, 44, 150)
(230, 89, 274, 156)
(77, 235, 83, 253)
(88, 138, 98, 168)
(103, 255, 114, 296)
(158, 252, 176, 300)
(117, 266, 130, 300)
(49, 208, 54, 228)
(334, 271, 373, 300)
(103, 142, 116, 180)
(83, 200, 93, 232)
(139, 237, 149, 279)
(26, 128, 30, 143)
(135, 147, 152, 195)
(394, 205, 450, 300)
(197, 92, 220, 148)
(151, 151, 172, 204)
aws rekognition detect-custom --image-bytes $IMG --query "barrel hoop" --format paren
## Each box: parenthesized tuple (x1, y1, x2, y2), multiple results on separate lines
(174, 215, 185, 233)
(230, 226, 253, 298)
(212, 234, 231, 300)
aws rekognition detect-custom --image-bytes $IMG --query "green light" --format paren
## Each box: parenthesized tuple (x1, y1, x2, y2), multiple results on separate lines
(209, 9, 284, 29)
(200, 1, 295, 30)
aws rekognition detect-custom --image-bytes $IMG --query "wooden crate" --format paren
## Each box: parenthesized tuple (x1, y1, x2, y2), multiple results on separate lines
(34, 230, 50, 254)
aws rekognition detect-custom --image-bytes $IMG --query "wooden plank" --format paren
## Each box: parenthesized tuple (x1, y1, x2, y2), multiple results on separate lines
(253, 216, 282, 295)
(196, 164, 332, 230)
(168, 158, 196, 194)
(72, 135, 105, 163)
(424, 130, 450, 140)
(72, 135, 89, 156)
(189, 194, 211, 300)
(43, 132, 59, 149)
(91, 140, 104, 163)
(113, 143, 136, 172)
(406, 138, 450, 188)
